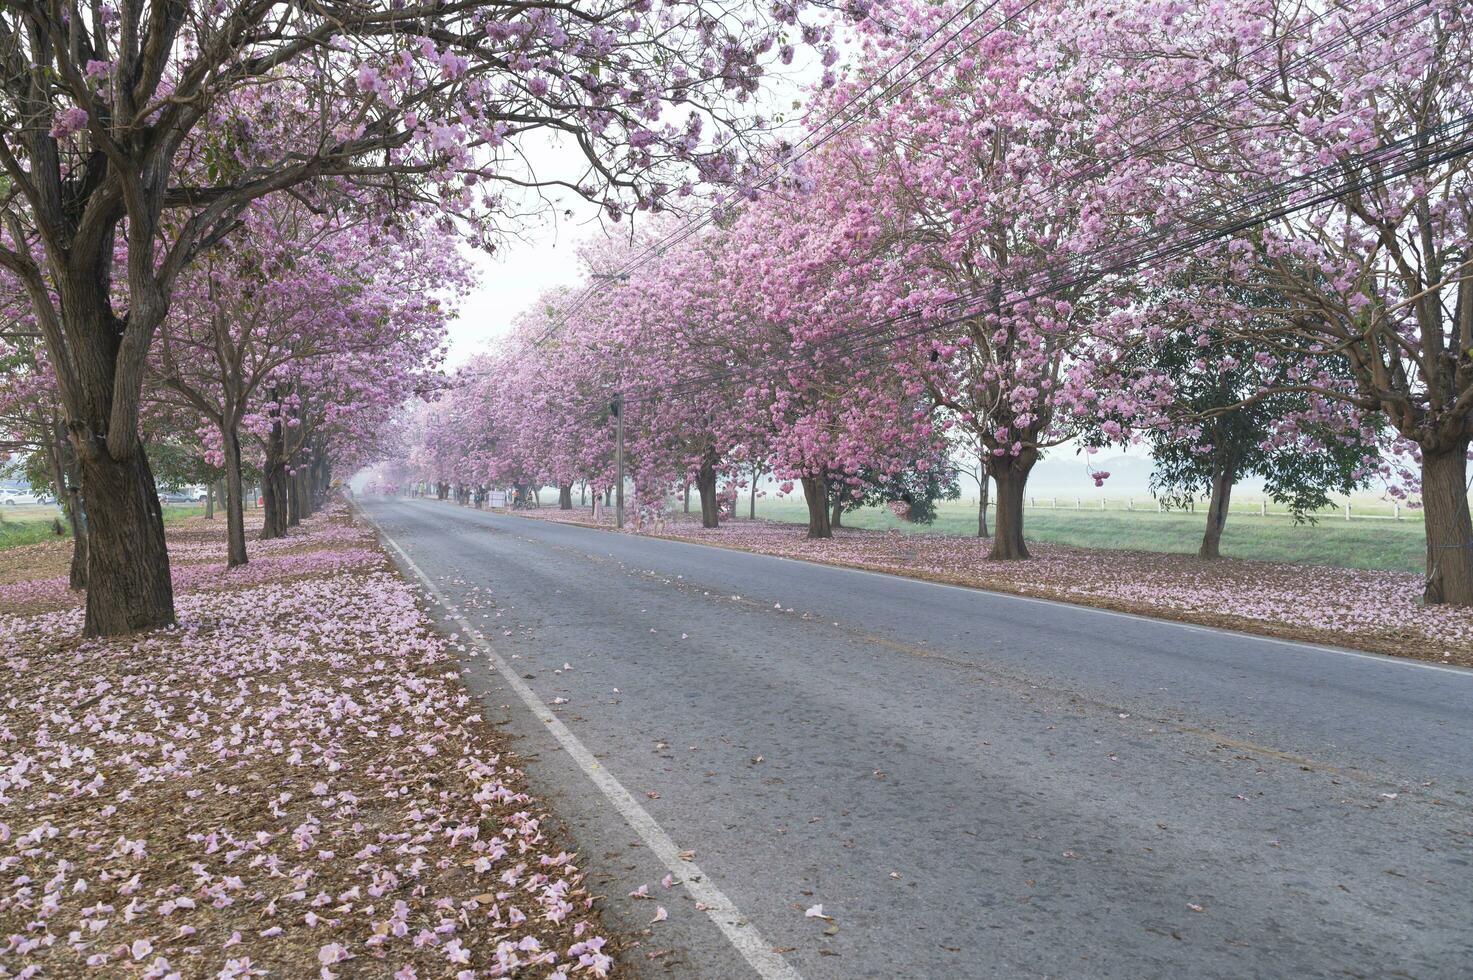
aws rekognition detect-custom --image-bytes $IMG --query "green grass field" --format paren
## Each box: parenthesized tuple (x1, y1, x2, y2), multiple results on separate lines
(738, 495, 1427, 574)
(0, 503, 208, 551)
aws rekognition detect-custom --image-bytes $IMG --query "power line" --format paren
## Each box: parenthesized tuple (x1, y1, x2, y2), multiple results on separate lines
(533, 0, 1426, 352)
(529, 0, 1035, 348)
(626, 0, 1441, 403)
(609, 104, 1473, 413)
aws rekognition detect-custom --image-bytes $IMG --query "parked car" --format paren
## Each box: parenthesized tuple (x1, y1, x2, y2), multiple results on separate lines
(158, 487, 208, 504)
(0, 488, 53, 506)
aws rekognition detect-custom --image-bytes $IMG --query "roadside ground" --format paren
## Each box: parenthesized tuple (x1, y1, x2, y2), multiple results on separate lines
(0, 503, 625, 978)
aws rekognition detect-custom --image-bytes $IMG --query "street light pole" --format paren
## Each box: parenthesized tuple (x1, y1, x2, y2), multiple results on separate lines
(613, 392, 625, 529)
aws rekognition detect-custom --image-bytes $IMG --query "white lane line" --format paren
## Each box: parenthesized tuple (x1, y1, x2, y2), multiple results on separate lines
(358, 506, 804, 980)
(481, 507, 1472, 679)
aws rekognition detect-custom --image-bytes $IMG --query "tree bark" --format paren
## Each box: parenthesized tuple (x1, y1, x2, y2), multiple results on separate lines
(683, 482, 692, 513)
(67, 475, 88, 591)
(750, 465, 760, 520)
(78, 447, 176, 635)
(977, 472, 990, 538)
(989, 450, 1037, 560)
(1421, 441, 1473, 606)
(801, 474, 832, 539)
(47, 424, 87, 590)
(696, 453, 720, 528)
(261, 417, 289, 539)
(559, 482, 574, 510)
(830, 494, 844, 529)
(286, 467, 302, 527)
(221, 426, 248, 566)
(1199, 461, 1237, 559)
(204, 481, 215, 519)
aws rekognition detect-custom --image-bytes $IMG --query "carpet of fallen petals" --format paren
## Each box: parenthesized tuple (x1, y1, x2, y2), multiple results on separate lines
(0, 504, 619, 978)
(507, 504, 1472, 666)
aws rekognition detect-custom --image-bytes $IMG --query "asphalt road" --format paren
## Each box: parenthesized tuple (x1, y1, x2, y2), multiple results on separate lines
(360, 498, 1473, 979)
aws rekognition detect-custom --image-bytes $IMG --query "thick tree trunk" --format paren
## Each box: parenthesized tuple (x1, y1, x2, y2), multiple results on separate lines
(830, 494, 844, 529)
(286, 468, 302, 527)
(261, 421, 289, 540)
(977, 474, 990, 538)
(300, 465, 315, 518)
(801, 474, 832, 539)
(559, 482, 573, 510)
(989, 450, 1037, 560)
(79, 447, 175, 635)
(1421, 442, 1473, 606)
(296, 467, 312, 519)
(1199, 462, 1236, 559)
(221, 426, 248, 567)
(696, 454, 720, 529)
(313, 453, 331, 506)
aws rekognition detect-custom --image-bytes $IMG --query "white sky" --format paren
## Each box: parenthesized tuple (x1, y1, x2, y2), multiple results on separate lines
(442, 36, 840, 366)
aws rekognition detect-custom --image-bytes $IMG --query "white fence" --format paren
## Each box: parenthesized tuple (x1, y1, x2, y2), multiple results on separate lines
(1025, 496, 1411, 521)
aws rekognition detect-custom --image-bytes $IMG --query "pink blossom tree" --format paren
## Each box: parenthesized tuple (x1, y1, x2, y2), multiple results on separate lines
(1108, 0, 1473, 601)
(0, 0, 841, 634)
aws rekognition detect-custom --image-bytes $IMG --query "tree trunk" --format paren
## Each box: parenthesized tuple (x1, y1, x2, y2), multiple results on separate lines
(989, 450, 1036, 560)
(559, 482, 573, 510)
(297, 467, 312, 519)
(750, 465, 760, 520)
(801, 474, 832, 539)
(67, 477, 88, 591)
(204, 481, 215, 519)
(830, 494, 844, 529)
(78, 447, 176, 636)
(221, 425, 248, 567)
(261, 420, 289, 540)
(977, 473, 990, 538)
(48, 425, 87, 590)
(696, 454, 720, 529)
(1421, 441, 1473, 606)
(286, 468, 302, 527)
(683, 482, 692, 513)
(1199, 462, 1236, 559)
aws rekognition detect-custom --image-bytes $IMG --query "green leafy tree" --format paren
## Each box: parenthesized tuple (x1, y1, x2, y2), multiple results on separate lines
(1096, 326, 1380, 559)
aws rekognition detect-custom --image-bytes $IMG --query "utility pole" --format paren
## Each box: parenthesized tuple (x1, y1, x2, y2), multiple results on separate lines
(613, 393, 625, 529)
